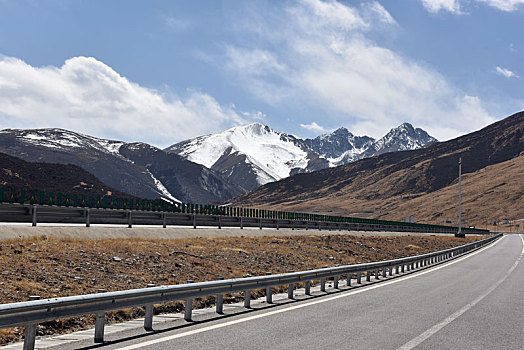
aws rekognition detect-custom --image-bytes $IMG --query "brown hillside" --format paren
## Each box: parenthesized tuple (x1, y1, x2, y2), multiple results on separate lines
(231, 112, 524, 226)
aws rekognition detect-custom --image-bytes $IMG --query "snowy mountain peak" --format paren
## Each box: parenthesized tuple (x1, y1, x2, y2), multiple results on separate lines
(236, 122, 271, 136)
(165, 123, 313, 189)
(4, 128, 125, 155)
(168, 122, 437, 189)
(371, 123, 437, 155)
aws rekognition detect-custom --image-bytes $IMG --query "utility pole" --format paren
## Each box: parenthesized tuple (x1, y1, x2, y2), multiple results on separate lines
(456, 157, 465, 238)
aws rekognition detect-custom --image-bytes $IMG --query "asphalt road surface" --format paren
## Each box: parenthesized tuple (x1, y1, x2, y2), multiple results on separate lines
(52, 234, 523, 350)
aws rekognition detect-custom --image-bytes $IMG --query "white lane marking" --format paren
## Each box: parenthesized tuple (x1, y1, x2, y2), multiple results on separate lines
(114, 236, 506, 350)
(397, 234, 524, 350)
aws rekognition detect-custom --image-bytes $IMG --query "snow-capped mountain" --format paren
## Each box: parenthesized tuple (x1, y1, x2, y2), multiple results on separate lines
(166, 122, 437, 190)
(0, 128, 242, 203)
(362, 123, 437, 158)
(166, 123, 328, 190)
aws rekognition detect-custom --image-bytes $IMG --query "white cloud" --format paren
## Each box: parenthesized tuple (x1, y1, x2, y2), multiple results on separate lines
(224, 0, 494, 141)
(0, 56, 246, 147)
(300, 122, 326, 133)
(420, 0, 461, 13)
(363, 1, 397, 24)
(495, 66, 519, 78)
(477, 0, 524, 11)
(225, 47, 285, 76)
(420, 0, 524, 13)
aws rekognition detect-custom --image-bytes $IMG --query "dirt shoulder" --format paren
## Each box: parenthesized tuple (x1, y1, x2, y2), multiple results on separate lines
(0, 233, 480, 344)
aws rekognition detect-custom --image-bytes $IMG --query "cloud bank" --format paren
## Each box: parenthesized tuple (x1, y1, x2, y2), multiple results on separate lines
(0, 56, 245, 147)
(224, 0, 494, 140)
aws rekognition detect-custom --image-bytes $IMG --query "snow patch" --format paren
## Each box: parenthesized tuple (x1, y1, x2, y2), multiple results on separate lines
(145, 169, 180, 203)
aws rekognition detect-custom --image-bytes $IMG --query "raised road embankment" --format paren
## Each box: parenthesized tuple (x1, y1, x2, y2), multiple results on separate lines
(0, 224, 461, 241)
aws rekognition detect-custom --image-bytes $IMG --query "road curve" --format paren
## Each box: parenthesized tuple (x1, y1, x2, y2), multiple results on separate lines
(54, 234, 523, 350)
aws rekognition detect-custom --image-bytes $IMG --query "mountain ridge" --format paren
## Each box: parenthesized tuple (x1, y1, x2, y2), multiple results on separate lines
(166, 122, 437, 190)
(0, 128, 242, 203)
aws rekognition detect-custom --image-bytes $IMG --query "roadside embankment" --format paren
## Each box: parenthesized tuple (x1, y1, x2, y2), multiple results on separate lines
(0, 224, 459, 241)
(0, 231, 481, 344)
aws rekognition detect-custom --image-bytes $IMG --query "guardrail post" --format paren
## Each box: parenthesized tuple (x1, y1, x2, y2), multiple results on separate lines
(216, 277, 224, 314)
(383, 267, 388, 277)
(259, 218, 262, 230)
(184, 280, 194, 321)
(244, 275, 251, 308)
(218, 215, 221, 229)
(31, 205, 37, 227)
(333, 266, 339, 289)
(276, 219, 279, 230)
(144, 284, 156, 331)
(23, 296, 40, 350)
(193, 214, 196, 229)
(305, 279, 311, 295)
(244, 289, 251, 308)
(94, 289, 107, 343)
(374, 269, 379, 280)
(86, 208, 90, 227)
(266, 272, 273, 303)
(163, 213, 167, 228)
(321, 266, 327, 292)
(240, 216, 243, 229)
(127, 210, 132, 228)
(288, 271, 294, 299)
(357, 271, 362, 284)
(346, 272, 351, 286)
(366, 271, 371, 282)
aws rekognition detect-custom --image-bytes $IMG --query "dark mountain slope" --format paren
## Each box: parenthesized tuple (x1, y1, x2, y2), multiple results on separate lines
(0, 152, 128, 197)
(119, 143, 244, 204)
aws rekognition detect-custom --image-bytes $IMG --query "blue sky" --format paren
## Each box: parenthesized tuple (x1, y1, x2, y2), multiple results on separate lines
(0, 0, 523, 147)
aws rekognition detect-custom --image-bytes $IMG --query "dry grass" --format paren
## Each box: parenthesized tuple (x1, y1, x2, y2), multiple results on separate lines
(0, 234, 480, 344)
(248, 154, 524, 228)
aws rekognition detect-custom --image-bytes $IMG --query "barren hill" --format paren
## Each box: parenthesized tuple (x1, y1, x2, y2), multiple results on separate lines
(0, 152, 130, 198)
(231, 112, 524, 227)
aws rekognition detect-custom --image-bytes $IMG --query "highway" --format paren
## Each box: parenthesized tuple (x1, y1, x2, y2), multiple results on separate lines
(49, 234, 523, 350)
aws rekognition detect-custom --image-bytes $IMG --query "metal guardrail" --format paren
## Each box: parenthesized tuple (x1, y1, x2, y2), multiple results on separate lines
(0, 203, 490, 235)
(0, 233, 501, 349)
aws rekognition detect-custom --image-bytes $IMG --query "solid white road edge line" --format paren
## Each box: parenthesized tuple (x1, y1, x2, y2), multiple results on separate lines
(114, 236, 507, 350)
(397, 234, 524, 350)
